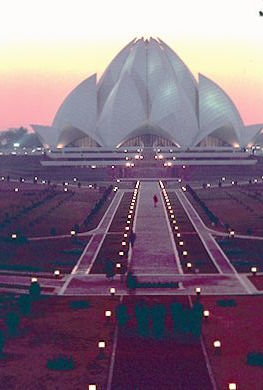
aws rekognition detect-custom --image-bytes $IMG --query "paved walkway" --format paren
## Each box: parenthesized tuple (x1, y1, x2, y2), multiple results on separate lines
(176, 189, 253, 293)
(131, 181, 182, 274)
(58, 190, 124, 294)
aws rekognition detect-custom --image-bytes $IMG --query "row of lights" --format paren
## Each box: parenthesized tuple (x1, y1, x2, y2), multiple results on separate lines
(101, 181, 141, 368)
(160, 182, 191, 273)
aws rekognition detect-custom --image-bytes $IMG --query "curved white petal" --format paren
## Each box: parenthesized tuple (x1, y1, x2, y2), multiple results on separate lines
(97, 71, 146, 147)
(150, 82, 199, 147)
(97, 38, 136, 114)
(53, 74, 97, 137)
(158, 38, 198, 113)
(196, 73, 244, 146)
(31, 125, 60, 148)
(57, 126, 102, 148)
(241, 124, 263, 147)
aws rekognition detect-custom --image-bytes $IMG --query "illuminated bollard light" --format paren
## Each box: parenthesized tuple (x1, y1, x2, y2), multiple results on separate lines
(123, 233, 128, 238)
(119, 251, 124, 256)
(11, 233, 17, 240)
(228, 383, 237, 390)
(213, 340, 221, 355)
(14, 187, 19, 192)
(128, 215, 132, 219)
(182, 251, 187, 257)
(121, 241, 126, 246)
(127, 220, 131, 224)
(186, 262, 192, 271)
(109, 287, 116, 296)
(251, 266, 257, 276)
(203, 310, 210, 320)
(174, 226, 179, 231)
(105, 310, 112, 318)
(179, 241, 184, 246)
(105, 310, 112, 325)
(176, 233, 181, 238)
(54, 270, 60, 278)
(88, 385, 97, 390)
(98, 340, 106, 359)
(172, 220, 177, 224)
(64, 188, 68, 192)
(229, 230, 235, 238)
(31, 277, 38, 283)
(182, 186, 187, 192)
(73, 177, 77, 182)
(221, 177, 226, 181)
(70, 230, 76, 236)
(125, 227, 129, 231)
(195, 287, 201, 296)
(116, 263, 121, 270)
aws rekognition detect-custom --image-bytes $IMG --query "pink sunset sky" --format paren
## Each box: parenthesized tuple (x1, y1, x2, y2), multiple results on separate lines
(0, 0, 263, 131)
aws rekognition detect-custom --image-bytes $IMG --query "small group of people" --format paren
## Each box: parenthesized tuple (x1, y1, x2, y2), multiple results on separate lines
(116, 299, 204, 340)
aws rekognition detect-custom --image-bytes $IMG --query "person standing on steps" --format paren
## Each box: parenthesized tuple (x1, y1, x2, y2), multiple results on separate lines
(153, 194, 158, 207)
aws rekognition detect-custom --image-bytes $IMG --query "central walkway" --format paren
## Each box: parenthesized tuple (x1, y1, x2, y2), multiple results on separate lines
(131, 181, 181, 275)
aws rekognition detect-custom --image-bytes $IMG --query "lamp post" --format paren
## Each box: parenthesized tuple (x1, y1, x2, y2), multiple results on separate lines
(109, 287, 116, 296)
(213, 340, 221, 355)
(195, 287, 201, 297)
(98, 340, 106, 359)
(54, 270, 60, 278)
(203, 310, 210, 321)
(251, 266, 257, 276)
(228, 384, 237, 390)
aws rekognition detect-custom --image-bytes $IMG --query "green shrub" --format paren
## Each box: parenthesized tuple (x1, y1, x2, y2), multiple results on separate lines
(247, 352, 263, 366)
(46, 355, 75, 371)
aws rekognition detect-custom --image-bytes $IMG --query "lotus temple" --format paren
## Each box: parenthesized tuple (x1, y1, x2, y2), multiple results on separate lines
(1, 37, 263, 390)
(31, 37, 263, 149)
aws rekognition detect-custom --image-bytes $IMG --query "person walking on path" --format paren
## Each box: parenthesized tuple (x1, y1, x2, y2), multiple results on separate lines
(130, 230, 137, 249)
(153, 194, 158, 207)
(105, 259, 115, 280)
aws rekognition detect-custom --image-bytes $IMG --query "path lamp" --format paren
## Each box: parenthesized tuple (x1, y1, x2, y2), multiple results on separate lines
(203, 310, 210, 320)
(229, 230, 235, 238)
(213, 340, 221, 355)
(14, 187, 19, 192)
(121, 241, 126, 246)
(182, 186, 187, 192)
(98, 341, 106, 359)
(109, 287, 116, 296)
(11, 233, 17, 240)
(125, 227, 129, 231)
(105, 310, 112, 325)
(176, 233, 181, 238)
(179, 241, 184, 246)
(64, 188, 68, 192)
(54, 270, 60, 278)
(174, 226, 179, 231)
(123, 233, 128, 238)
(183, 251, 187, 257)
(186, 262, 192, 271)
(119, 251, 124, 256)
(251, 266, 257, 276)
(70, 230, 76, 237)
(88, 385, 97, 390)
(228, 384, 237, 390)
(195, 287, 201, 296)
